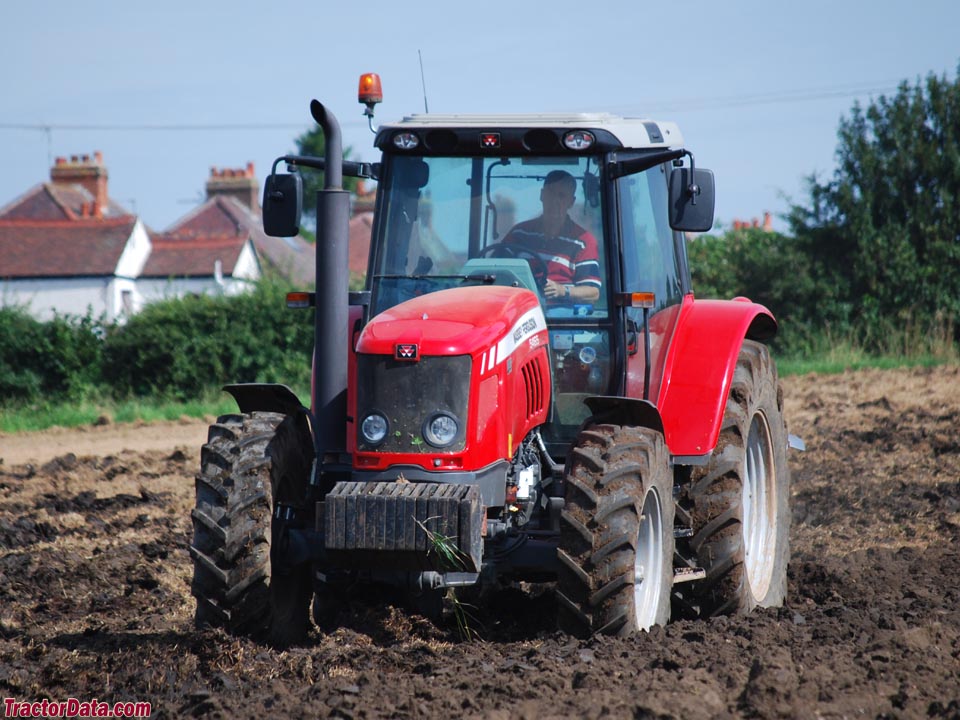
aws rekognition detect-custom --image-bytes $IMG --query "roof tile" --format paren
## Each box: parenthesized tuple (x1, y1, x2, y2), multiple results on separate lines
(0, 218, 138, 277)
(170, 196, 315, 285)
(143, 234, 247, 277)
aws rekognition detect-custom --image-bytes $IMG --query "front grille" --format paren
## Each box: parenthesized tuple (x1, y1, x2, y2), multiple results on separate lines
(356, 354, 471, 452)
(521, 355, 546, 419)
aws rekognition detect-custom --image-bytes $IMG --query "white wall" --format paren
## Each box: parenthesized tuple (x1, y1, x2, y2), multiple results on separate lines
(1, 232, 262, 322)
(115, 219, 151, 278)
(136, 276, 256, 304)
(0, 277, 113, 321)
(2, 273, 258, 322)
(234, 241, 261, 281)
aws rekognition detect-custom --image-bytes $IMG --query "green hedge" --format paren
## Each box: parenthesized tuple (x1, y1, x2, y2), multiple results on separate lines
(101, 279, 313, 400)
(0, 279, 314, 407)
(0, 307, 104, 403)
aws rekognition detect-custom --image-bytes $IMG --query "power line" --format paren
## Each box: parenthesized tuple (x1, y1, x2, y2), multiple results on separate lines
(0, 121, 368, 132)
(0, 79, 912, 133)
(610, 82, 904, 114)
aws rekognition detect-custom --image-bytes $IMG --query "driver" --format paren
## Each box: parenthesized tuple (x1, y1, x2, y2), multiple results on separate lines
(503, 170, 601, 302)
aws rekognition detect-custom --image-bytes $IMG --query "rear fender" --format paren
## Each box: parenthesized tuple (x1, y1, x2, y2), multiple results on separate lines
(657, 298, 776, 460)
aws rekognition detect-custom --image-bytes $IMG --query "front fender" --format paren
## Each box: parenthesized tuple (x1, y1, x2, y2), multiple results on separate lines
(583, 396, 664, 434)
(222, 383, 315, 457)
(657, 297, 776, 460)
(224, 383, 308, 417)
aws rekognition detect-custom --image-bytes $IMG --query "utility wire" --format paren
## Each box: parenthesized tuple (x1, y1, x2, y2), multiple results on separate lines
(0, 80, 909, 132)
(632, 83, 903, 114)
(0, 121, 368, 132)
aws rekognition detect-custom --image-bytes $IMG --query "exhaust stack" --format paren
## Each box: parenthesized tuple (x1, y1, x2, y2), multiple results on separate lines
(310, 100, 350, 470)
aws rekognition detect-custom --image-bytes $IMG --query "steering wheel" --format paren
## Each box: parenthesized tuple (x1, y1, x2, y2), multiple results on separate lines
(478, 243, 549, 287)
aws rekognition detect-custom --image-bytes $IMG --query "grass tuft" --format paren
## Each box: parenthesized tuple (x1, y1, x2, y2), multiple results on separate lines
(413, 516, 482, 641)
(414, 516, 467, 572)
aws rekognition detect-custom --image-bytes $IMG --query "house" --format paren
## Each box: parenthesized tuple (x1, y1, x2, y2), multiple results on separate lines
(0, 152, 152, 321)
(0, 153, 314, 322)
(347, 179, 378, 279)
(349, 211, 373, 279)
(730, 212, 774, 232)
(162, 163, 315, 288)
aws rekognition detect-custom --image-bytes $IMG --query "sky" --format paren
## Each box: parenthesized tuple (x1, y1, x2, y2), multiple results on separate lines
(2, 1, 958, 234)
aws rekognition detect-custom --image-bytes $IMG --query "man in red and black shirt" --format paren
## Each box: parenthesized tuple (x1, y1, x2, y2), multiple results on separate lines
(503, 170, 601, 303)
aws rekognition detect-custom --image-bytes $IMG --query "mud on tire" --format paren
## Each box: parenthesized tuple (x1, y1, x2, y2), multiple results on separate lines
(685, 340, 790, 616)
(557, 424, 674, 637)
(190, 411, 314, 647)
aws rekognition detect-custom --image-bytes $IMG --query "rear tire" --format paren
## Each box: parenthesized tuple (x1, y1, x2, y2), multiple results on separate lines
(557, 424, 674, 637)
(190, 412, 314, 647)
(687, 340, 790, 615)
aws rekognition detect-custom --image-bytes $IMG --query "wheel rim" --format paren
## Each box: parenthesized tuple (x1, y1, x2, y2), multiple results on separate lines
(634, 486, 665, 630)
(742, 411, 777, 600)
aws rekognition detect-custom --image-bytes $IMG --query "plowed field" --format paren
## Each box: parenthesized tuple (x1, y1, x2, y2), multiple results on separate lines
(1, 366, 958, 719)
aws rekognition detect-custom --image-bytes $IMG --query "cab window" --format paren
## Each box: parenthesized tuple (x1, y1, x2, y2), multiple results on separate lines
(370, 155, 608, 321)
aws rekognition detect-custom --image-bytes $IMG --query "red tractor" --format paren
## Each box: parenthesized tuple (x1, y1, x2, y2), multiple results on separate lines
(190, 76, 792, 646)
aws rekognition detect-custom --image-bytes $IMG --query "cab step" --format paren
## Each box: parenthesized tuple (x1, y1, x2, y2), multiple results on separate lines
(673, 566, 706, 584)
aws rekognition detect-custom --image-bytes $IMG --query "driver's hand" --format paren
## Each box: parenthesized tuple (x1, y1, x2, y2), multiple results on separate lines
(543, 279, 565, 299)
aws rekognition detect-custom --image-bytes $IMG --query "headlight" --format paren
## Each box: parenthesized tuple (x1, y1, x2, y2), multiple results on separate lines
(361, 413, 389, 445)
(423, 412, 459, 448)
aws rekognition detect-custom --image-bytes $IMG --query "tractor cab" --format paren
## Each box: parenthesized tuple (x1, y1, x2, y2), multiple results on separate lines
(365, 114, 714, 456)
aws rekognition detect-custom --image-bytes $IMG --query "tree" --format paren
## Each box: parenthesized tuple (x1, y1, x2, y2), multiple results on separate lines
(787, 63, 960, 348)
(293, 126, 361, 233)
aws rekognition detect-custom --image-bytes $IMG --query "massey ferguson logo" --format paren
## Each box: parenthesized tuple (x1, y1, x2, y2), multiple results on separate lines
(480, 132, 501, 149)
(512, 317, 538, 342)
(395, 343, 419, 361)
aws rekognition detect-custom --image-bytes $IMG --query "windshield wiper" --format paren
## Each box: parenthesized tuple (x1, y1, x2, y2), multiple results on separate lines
(373, 274, 496, 283)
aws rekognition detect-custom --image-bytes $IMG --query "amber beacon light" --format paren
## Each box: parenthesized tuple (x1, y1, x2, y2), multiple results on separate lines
(358, 73, 383, 106)
(359, 73, 383, 132)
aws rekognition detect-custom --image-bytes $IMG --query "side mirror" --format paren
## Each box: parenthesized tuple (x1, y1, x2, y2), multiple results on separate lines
(668, 167, 715, 232)
(262, 173, 303, 237)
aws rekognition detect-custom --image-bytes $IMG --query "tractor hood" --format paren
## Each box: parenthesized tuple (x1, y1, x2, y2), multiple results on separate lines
(357, 285, 545, 359)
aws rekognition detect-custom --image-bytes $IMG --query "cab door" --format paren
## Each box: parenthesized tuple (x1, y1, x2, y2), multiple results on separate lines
(616, 161, 686, 404)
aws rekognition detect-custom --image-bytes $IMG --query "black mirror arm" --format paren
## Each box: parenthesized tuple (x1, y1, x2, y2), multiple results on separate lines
(607, 148, 686, 180)
(683, 151, 701, 206)
(269, 154, 377, 180)
(266, 157, 293, 203)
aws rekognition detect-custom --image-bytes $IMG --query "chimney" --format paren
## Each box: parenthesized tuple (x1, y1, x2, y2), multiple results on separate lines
(206, 162, 259, 211)
(51, 151, 108, 217)
(762, 211, 773, 232)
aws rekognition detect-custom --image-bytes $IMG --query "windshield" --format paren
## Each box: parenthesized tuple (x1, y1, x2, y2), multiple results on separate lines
(369, 155, 607, 319)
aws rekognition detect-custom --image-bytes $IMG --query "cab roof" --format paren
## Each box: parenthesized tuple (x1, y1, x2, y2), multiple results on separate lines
(377, 113, 684, 152)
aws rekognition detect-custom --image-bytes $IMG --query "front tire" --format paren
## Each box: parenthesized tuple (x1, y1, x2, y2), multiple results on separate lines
(686, 340, 790, 615)
(190, 412, 314, 647)
(557, 424, 674, 637)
